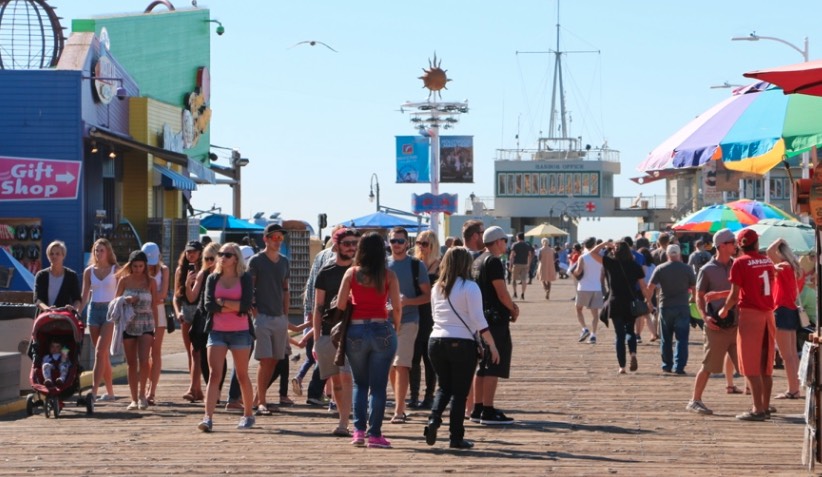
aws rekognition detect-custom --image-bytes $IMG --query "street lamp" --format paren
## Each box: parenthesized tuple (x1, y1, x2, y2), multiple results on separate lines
(732, 32, 811, 192)
(369, 173, 380, 212)
(210, 145, 250, 217)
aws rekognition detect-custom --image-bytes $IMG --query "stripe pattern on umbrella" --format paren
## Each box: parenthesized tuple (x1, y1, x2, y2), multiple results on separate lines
(672, 204, 759, 233)
(725, 199, 796, 221)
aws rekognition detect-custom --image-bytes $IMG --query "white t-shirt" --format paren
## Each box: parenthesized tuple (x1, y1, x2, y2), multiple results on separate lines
(576, 252, 604, 292)
(429, 278, 488, 340)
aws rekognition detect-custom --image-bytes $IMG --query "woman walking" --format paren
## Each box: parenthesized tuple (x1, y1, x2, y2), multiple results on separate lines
(114, 250, 157, 410)
(336, 232, 401, 448)
(142, 242, 170, 405)
(536, 238, 557, 300)
(198, 243, 255, 431)
(188, 242, 224, 388)
(423, 247, 499, 449)
(80, 239, 119, 401)
(173, 241, 204, 402)
(34, 240, 82, 313)
(767, 238, 802, 400)
(409, 230, 440, 409)
(598, 241, 649, 374)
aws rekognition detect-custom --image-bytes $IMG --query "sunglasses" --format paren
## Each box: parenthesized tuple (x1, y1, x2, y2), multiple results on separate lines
(217, 252, 235, 258)
(389, 238, 407, 245)
(340, 240, 359, 247)
(417, 241, 429, 247)
(204, 256, 215, 262)
(266, 234, 284, 241)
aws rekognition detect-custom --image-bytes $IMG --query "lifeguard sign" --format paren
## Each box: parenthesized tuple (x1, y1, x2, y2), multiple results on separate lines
(0, 156, 82, 201)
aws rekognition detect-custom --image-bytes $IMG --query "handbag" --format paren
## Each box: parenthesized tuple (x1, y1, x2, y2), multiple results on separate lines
(706, 302, 737, 329)
(617, 260, 648, 318)
(330, 298, 353, 366)
(447, 295, 486, 360)
(165, 303, 176, 333)
(570, 257, 585, 280)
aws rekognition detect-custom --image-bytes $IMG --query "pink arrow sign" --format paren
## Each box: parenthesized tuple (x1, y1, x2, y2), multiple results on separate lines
(0, 156, 82, 201)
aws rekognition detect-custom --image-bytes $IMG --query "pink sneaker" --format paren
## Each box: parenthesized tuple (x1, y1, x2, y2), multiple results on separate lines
(367, 435, 392, 448)
(351, 429, 366, 447)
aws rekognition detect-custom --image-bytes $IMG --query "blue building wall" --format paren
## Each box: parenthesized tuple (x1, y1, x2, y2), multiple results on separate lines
(0, 71, 85, 273)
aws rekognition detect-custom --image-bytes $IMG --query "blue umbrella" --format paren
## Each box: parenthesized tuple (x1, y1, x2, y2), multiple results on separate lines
(0, 248, 35, 291)
(339, 212, 427, 231)
(199, 214, 264, 231)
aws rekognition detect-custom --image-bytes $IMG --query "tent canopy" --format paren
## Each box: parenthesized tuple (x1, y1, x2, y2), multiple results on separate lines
(524, 223, 569, 238)
(0, 248, 35, 291)
(199, 214, 264, 232)
(338, 212, 427, 231)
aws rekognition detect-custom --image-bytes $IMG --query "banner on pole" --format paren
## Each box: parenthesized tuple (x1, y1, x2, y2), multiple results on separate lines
(439, 136, 473, 183)
(412, 193, 458, 215)
(396, 136, 430, 183)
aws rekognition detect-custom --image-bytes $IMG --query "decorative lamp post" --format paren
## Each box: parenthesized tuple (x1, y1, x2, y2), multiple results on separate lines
(401, 53, 469, 238)
(369, 173, 381, 212)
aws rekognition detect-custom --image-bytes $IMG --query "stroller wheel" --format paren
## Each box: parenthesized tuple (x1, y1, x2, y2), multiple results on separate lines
(47, 396, 61, 419)
(85, 392, 94, 415)
(25, 394, 34, 416)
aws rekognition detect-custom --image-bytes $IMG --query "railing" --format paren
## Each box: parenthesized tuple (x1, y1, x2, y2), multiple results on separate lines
(495, 146, 621, 163)
(462, 195, 668, 214)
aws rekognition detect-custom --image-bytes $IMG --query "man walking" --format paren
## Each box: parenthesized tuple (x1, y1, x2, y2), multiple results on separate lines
(248, 224, 291, 415)
(719, 229, 776, 421)
(574, 237, 604, 344)
(509, 232, 533, 299)
(312, 227, 360, 436)
(471, 226, 519, 425)
(688, 239, 712, 275)
(686, 228, 742, 415)
(387, 227, 430, 423)
(647, 244, 696, 374)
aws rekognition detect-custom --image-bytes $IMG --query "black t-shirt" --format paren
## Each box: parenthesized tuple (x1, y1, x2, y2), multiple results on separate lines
(314, 262, 350, 334)
(602, 255, 644, 304)
(472, 252, 510, 319)
(511, 241, 532, 265)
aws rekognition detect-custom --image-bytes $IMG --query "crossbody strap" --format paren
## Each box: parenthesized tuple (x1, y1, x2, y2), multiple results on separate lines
(616, 260, 639, 301)
(446, 293, 474, 336)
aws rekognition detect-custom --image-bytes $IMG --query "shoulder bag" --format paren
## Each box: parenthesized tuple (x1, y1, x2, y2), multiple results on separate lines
(617, 260, 649, 318)
(571, 256, 585, 280)
(446, 293, 487, 360)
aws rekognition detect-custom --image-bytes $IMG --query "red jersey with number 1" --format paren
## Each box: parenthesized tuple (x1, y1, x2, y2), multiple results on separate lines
(728, 251, 775, 311)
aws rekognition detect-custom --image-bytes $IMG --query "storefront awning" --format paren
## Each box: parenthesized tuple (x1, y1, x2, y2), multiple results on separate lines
(154, 165, 197, 191)
(89, 127, 188, 167)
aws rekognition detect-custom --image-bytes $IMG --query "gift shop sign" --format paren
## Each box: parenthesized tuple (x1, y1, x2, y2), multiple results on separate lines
(0, 156, 82, 201)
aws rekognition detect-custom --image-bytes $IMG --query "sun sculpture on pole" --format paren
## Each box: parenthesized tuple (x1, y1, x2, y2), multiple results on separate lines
(419, 52, 451, 100)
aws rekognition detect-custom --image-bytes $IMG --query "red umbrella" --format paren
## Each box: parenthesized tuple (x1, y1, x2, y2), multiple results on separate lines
(744, 60, 822, 96)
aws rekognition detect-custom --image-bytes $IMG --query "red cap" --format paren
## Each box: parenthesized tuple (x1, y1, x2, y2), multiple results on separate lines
(736, 228, 759, 248)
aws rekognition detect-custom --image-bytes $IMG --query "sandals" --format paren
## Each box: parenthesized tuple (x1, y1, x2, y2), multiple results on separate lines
(775, 391, 801, 399)
(332, 426, 351, 437)
(146, 396, 156, 406)
(255, 404, 273, 416)
(182, 392, 196, 402)
(390, 413, 407, 424)
(726, 385, 743, 394)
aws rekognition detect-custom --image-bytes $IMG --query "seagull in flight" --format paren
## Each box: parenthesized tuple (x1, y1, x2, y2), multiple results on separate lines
(290, 40, 338, 52)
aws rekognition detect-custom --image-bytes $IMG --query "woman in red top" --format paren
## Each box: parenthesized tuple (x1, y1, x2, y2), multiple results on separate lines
(767, 238, 802, 400)
(335, 232, 401, 448)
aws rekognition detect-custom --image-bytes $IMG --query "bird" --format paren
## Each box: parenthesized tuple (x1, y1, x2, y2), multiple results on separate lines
(290, 40, 338, 52)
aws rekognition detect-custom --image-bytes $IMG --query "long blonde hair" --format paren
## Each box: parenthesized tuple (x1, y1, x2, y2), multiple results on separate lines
(414, 230, 441, 263)
(88, 238, 117, 267)
(214, 243, 246, 276)
(777, 242, 802, 279)
(436, 247, 473, 299)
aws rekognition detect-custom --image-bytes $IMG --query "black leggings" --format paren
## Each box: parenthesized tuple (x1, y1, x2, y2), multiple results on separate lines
(427, 338, 477, 443)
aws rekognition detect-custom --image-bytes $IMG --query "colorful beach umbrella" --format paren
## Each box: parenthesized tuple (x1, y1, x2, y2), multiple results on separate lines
(672, 204, 759, 233)
(725, 199, 796, 221)
(744, 59, 822, 97)
(638, 82, 822, 175)
(742, 219, 815, 255)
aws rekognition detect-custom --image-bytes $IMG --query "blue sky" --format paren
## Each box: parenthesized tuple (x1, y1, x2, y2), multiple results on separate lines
(56, 0, 822, 239)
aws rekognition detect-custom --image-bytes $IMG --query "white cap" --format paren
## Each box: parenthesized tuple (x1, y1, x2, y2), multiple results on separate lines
(141, 242, 160, 266)
(240, 245, 255, 261)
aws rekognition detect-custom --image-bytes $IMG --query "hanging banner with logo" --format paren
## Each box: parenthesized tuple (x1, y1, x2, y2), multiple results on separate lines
(412, 193, 458, 215)
(396, 136, 430, 183)
(440, 135, 473, 183)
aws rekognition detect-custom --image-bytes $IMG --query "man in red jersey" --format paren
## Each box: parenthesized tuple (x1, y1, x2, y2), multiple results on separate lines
(719, 228, 776, 422)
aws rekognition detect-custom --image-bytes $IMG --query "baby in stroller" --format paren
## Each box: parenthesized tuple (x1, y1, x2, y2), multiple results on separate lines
(41, 340, 72, 388)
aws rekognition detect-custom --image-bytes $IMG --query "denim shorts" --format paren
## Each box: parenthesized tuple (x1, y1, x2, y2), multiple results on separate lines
(775, 306, 801, 331)
(87, 302, 110, 327)
(208, 329, 253, 350)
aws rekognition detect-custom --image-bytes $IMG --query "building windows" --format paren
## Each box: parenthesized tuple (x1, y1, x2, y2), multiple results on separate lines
(496, 172, 600, 197)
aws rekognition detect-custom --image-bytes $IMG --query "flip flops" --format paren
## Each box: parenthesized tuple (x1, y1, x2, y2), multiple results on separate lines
(390, 413, 407, 424)
(256, 404, 272, 416)
(775, 391, 801, 399)
(726, 385, 743, 394)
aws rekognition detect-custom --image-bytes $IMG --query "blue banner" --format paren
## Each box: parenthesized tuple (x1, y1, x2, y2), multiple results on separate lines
(412, 193, 458, 215)
(396, 136, 430, 183)
(439, 135, 473, 183)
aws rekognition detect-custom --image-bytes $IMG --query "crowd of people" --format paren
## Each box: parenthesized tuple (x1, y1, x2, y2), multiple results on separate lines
(29, 220, 815, 450)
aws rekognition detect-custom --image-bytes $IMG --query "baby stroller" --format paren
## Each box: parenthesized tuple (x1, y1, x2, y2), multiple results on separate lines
(25, 308, 94, 418)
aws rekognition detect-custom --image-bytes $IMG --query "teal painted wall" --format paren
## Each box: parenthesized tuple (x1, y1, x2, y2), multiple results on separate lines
(72, 10, 211, 161)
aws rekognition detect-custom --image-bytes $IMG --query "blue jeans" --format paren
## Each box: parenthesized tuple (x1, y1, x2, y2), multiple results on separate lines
(345, 321, 397, 438)
(659, 305, 691, 372)
(297, 337, 315, 380)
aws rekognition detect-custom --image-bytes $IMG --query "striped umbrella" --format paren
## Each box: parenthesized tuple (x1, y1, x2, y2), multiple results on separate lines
(725, 199, 796, 221)
(672, 204, 759, 233)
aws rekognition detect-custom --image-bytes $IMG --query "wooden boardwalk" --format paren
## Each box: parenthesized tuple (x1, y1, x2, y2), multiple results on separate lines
(0, 278, 812, 476)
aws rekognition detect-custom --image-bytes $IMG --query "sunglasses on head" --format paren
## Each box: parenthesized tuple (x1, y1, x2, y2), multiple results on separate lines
(389, 238, 407, 245)
(217, 252, 235, 258)
(204, 256, 215, 262)
(417, 241, 429, 247)
(340, 240, 359, 247)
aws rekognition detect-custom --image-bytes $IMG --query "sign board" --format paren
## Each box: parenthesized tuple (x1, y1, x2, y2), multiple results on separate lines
(439, 136, 473, 183)
(0, 156, 82, 201)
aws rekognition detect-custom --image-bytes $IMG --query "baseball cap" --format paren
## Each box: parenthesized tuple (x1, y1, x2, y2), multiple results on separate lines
(737, 228, 759, 248)
(141, 242, 160, 266)
(333, 227, 361, 244)
(713, 228, 735, 245)
(184, 240, 203, 252)
(240, 245, 255, 261)
(264, 223, 287, 236)
(482, 226, 507, 244)
(666, 244, 681, 257)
